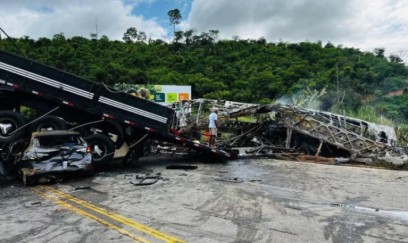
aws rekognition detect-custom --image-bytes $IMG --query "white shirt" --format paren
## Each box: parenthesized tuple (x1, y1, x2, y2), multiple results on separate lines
(209, 112, 218, 128)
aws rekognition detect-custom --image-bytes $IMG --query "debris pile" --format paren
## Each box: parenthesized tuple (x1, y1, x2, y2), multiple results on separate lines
(173, 99, 408, 166)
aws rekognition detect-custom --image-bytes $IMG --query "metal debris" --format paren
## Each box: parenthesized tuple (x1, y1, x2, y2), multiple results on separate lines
(129, 175, 162, 186)
(172, 99, 408, 166)
(24, 201, 42, 208)
(166, 165, 198, 170)
(214, 177, 244, 183)
(74, 186, 91, 190)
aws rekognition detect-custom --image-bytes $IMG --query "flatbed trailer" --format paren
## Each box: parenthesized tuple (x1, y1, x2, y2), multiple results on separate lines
(0, 50, 235, 170)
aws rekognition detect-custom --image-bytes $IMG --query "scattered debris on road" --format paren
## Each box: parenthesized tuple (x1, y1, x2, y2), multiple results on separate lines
(74, 186, 92, 191)
(129, 174, 163, 186)
(165, 165, 198, 170)
(214, 177, 244, 183)
(24, 201, 42, 208)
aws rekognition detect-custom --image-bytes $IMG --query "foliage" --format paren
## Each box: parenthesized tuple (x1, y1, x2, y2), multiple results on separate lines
(397, 124, 408, 146)
(1, 29, 408, 124)
(167, 9, 182, 34)
(123, 27, 146, 43)
(345, 106, 394, 126)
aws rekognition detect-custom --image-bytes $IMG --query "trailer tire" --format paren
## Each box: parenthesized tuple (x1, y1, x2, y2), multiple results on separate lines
(0, 111, 26, 145)
(85, 134, 115, 167)
(98, 120, 124, 149)
(79, 120, 124, 149)
(32, 115, 66, 131)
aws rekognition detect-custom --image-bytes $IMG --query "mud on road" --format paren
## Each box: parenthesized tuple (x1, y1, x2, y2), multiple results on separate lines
(1, 157, 408, 243)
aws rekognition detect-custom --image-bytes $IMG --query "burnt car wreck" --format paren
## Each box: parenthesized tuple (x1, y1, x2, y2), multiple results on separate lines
(172, 99, 408, 166)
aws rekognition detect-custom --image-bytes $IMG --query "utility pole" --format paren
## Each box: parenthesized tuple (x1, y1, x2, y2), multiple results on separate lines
(336, 63, 339, 103)
(95, 17, 98, 39)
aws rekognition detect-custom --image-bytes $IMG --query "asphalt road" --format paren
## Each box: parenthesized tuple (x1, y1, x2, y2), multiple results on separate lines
(1, 157, 408, 243)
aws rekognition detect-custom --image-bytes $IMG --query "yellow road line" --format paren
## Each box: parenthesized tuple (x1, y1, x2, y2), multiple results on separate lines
(40, 186, 185, 243)
(32, 188, 149, 243)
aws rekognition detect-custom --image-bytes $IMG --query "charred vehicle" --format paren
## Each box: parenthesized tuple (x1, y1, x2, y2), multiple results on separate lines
(19, 130, 93, 186)
(172, 99, 408, 166)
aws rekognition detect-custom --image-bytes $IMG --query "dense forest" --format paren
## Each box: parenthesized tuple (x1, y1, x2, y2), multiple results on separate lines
(1, 28, 408, 123)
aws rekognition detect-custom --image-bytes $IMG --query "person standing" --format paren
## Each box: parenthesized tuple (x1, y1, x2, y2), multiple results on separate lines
(208, 108, 218, 147)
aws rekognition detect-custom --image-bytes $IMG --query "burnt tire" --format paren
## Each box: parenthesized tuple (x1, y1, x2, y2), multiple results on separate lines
(32, 115, 66, 132)
(85, 134, 115, 167)
(0, 111, 26, 145)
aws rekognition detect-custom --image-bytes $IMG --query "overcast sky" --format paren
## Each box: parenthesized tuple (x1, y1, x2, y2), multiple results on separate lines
(0, 0, 407, 62)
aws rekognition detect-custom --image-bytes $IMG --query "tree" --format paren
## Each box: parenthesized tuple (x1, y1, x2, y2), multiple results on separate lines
(184, 29, 194, 45)
(137, 31, 147, 42)
(52, 33, 66, 42)
(389, 54, 403, 63)
(232, 35, 240, 41)
(3, 30, 408, 122)
(123, 27, 137, 43)
(167, 9, 182, 35)
(122, 27, 147, 43)
(174, 31, 184, 43)
(374, 48, 385, 58)
(208, 30, 219, 42)
(89, 33, 98, 40)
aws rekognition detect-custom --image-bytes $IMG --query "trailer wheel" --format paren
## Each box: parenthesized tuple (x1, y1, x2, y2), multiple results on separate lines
(85, 134, 115, 167)
(86, 121, 124, 149)
(32, 115, 66, 131)
(0, 111, 26, 145)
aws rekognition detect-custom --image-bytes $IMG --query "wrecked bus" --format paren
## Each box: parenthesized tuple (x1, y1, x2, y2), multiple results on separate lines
(173, 99, 408, 166)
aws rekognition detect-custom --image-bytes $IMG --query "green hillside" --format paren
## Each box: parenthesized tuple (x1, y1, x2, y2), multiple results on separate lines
(1, 29, 407, 122)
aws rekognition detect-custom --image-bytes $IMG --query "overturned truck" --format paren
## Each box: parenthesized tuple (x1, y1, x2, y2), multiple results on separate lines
(176, 99, 408, 166)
